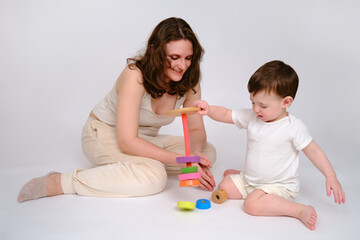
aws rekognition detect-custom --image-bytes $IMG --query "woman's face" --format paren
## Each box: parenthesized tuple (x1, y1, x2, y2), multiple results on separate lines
(163, 39, 193, 83)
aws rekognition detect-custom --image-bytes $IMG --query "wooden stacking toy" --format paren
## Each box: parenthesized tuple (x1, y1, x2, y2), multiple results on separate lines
(166, 107, 201, 187)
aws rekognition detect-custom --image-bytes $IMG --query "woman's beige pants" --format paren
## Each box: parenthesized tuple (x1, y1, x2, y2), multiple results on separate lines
(60, 118, 216, 197)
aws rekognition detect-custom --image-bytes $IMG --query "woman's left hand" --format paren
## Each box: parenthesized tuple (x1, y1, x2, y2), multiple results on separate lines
(193, 152, 216, 191)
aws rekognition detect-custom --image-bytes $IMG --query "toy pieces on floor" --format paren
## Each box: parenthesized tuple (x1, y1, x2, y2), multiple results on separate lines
(211, 189, 228, 204)
(177, 199, 211, 211)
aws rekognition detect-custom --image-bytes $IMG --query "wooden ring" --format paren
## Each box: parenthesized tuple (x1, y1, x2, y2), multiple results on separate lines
(211, 189, 228, 204)
(165, 107, 201, 117)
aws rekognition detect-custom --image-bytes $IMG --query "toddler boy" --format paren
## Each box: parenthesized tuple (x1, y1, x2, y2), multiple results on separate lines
(195, 60, 345, 230)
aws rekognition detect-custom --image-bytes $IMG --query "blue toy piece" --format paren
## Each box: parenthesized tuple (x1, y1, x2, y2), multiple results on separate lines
(196, 199, 211, 210)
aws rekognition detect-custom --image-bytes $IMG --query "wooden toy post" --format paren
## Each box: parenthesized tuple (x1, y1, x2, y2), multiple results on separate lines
(166, 107, 201, 187)
(181, 113, 191, 167)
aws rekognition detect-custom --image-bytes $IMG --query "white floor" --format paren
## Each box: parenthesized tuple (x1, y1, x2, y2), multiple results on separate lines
(1, 140, 358, 240)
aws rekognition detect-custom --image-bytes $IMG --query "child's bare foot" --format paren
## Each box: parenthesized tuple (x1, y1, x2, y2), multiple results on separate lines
(223, 169, 241, 176)
(296, 205, 317, 230)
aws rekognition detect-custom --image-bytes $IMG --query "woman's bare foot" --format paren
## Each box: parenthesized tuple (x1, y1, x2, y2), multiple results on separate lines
(223, 169, 241, 176)
(296, 205, 317, 230)
(17, 172, 63, 202)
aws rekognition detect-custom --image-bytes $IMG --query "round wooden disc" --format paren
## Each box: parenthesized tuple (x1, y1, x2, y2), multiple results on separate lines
(211, 189, 228, 204)
(165, 107, 201, 117)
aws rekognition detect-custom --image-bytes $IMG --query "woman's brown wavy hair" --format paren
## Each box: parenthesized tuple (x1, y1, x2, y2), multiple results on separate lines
(127, 17, 204, 98)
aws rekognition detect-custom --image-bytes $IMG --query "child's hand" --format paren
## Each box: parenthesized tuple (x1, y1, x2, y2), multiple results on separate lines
(194, 100, 210, 116)
(325, 175, 345, 204)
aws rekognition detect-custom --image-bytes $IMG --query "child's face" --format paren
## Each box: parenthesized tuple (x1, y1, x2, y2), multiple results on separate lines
(250, 90, 291, 122)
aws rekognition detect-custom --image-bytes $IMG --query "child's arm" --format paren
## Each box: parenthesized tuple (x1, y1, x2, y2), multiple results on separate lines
(302, 140, 345, 204)
(194, 100, 234, 124)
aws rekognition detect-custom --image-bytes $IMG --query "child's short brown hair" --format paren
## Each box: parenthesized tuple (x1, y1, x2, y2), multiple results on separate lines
(248, 60, 299, 99)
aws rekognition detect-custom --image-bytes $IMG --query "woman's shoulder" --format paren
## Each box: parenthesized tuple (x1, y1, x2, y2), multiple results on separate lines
(116, 65, 145, 93)
(120, 65, 143, 82)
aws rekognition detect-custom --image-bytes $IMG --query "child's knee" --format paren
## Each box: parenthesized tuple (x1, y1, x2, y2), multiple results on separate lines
(243, 192, 265, 215)
(218, 175, 242, 199)
(243, 199, 260, 215)
(217, 175, 229, 189)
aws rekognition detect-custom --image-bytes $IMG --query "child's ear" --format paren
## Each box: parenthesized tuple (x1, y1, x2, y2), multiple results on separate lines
(282, 96, 294, 108)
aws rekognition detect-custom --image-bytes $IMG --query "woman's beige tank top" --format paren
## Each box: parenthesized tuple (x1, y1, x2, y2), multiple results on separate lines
(92, 84, 186, 136)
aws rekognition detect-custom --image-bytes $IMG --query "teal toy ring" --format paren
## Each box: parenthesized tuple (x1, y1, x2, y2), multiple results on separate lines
(196, 199, 211, 210)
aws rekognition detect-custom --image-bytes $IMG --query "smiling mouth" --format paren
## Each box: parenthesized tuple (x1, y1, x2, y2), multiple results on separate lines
(172, 68, 182, 74)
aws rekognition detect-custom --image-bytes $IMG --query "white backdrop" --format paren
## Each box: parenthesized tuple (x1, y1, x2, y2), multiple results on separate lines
(1, 1, 359, 239)
(1, 0, 359, 168)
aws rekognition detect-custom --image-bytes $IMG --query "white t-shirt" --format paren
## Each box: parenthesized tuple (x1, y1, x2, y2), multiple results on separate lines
(232, 109, 313, 193)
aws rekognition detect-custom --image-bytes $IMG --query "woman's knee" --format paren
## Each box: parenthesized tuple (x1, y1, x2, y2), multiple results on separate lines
(89, 159, 168, 197)
(134, 162, 168, 196)
(149, 167, 168, 194)
(203, 142, 217, 164)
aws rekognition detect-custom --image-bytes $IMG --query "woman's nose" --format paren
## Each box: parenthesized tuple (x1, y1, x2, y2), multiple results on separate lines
(178, 59, 186, 69)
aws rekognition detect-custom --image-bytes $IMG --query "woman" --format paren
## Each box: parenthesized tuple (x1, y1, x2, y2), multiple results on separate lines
(18, 17, 216, 202)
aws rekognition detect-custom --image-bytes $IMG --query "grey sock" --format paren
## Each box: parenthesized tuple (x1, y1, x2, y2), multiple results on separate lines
(17, 172, 58, 203)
